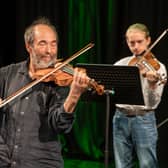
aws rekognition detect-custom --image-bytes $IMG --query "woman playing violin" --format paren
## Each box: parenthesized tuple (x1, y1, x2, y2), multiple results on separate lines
(112, 23, 167, 168)
(0, 17, 90, 168)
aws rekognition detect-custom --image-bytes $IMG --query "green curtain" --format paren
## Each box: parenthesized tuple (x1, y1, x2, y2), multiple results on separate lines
(62, 0, 116, 161)
(67, 0, 116, 64)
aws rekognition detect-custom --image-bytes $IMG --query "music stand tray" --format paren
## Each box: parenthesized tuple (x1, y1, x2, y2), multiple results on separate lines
(76, 63, 144, 105)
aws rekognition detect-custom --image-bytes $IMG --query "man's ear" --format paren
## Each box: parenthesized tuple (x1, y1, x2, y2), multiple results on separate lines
(25, 43, 32, 53)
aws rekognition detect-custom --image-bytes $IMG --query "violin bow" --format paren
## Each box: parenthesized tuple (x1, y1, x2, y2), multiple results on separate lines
(0, 42, 95, 108)
(143, 28, 168, 57)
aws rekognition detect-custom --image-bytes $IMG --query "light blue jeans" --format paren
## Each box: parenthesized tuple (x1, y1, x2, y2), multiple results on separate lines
(112, 109, 159, 168)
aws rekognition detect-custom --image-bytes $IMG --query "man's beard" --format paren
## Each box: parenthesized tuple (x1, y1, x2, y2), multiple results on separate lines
(32, 54, 57, 69)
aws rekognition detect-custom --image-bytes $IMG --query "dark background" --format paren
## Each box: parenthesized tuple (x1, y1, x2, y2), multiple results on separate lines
(1, 0, 168, 166)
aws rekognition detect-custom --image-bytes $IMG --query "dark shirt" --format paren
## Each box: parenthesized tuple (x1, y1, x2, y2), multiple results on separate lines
(0, 60, 75, 168)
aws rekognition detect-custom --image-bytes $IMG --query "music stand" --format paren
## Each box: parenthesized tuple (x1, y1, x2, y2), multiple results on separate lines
(76, 63, 145, 168)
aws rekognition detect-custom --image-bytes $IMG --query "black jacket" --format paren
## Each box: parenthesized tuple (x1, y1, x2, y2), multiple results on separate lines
(0, 60, 75, 168)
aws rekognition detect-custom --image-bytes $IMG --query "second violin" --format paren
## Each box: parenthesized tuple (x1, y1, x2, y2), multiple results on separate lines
(128, 28, 168, 85)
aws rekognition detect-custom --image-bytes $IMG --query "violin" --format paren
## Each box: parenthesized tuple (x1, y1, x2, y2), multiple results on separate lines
(128, 29, 168, 85)
(31, 64, 74, 86)
(128, 51, 167, 85)
(31, 63, 104, 95)
(128, 51, 160, 74)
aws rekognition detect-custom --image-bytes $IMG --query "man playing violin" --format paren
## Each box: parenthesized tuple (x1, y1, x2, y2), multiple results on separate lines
(112, 23, 167, 168)
(0, 17, 90, 168)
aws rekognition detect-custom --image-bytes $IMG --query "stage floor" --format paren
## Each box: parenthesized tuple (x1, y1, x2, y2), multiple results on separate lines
(64, 158, 168, 168)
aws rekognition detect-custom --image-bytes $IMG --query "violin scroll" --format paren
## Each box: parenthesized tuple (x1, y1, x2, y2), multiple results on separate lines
(88, 78, 104, 95)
